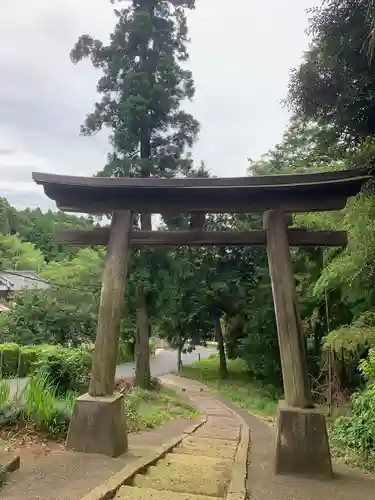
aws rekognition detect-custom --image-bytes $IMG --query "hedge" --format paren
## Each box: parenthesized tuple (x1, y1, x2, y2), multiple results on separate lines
(0, 344, 89, 379)
(0, 339, 154, 379)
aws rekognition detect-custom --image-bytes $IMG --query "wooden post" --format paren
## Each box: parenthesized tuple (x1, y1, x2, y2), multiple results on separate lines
(89, 210, 132, 397)
(263, 210, 313, 408)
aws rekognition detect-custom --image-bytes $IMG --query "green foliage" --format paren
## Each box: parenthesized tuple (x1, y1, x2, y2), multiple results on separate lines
(71, 0, 199, 179)
(324, 313, 375, 355)
(0, 234, 45, 271)
(33, 346, 92, 394)
(0, 374, 195, 439)
(0, 344, 50, 378)
(359, 348, 375, 384)
(117, 339, 134, 364)
(1, 289, 99, 347)
(0, 248, 104, 347)
(71, 0, 201, 389)
(330, 388, 375, 470)
(181, 357, 279, 420)
(22, 374, 74, 437)
(0, 379, 10, 407)
(0, 374, 75, 438)
(0, 345, 92, 393)
(124, 386, 197, 432)
(0, 197, 93, 262)
(0, 344, 21, 378)
(287, 0, 375, 142)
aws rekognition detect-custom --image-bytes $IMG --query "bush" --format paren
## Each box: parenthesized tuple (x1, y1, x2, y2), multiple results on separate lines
(359, 348, 375, 385)
(18, 346, 44, 377)
(117, 340, 133, 364)
(33, 346, 92, 394)
(0, 344, 21, 377)
(330, 388, 375, 468)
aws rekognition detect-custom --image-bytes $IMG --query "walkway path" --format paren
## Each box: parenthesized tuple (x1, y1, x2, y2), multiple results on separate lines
(115, 376, 247, 500)
(170, 377, 375, 500)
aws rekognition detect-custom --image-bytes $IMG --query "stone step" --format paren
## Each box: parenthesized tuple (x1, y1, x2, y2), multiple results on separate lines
(132, 461, 228, 497)
(159, 453, 232, 471)
(193, 427, 240, 441)
(175, 437, 237, 459)
(115, 485, 220, 499)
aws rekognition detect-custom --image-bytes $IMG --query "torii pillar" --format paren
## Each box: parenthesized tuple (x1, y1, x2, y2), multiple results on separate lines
(66, 211, 132, 457)
(264, 210, 333, 478)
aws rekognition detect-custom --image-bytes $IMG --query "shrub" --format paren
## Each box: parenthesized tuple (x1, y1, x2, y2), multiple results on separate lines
(330, 388, 375, 467)
(117, 340, 133, 364)
(0, 344, 21, 377)
(359, 348, 375, 385)
(18, 346, 44, 377)
(33, 346, 92, 394)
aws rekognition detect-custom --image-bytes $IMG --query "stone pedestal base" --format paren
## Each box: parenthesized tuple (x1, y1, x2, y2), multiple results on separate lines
(275, 400, 333, 478)
(66, 392, 128, 457)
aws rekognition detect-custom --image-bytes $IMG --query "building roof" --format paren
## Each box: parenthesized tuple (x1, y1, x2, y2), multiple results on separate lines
(32, 168, 374, 214)
(0, 271, 50, 293)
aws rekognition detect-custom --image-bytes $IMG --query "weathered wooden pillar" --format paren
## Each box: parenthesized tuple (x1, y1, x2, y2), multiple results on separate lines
(263, 210, 332, 478)
(89, 210, 133, 397)
(66, 210, 132, 457)
(264, 210, 312, 408)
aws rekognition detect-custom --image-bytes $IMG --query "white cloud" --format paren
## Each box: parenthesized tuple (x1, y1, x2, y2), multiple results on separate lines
(0, 0, 314, 210)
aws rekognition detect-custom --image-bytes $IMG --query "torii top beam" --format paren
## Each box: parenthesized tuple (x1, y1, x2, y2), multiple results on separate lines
(32, 168, 373, 215)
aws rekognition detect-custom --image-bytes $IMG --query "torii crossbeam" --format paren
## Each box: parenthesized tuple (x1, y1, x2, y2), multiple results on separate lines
(32, 167, 372, 476)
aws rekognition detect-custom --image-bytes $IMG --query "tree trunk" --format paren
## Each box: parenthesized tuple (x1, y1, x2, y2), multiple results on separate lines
(135, 293, 151, 389)
(214, 314, 228, 379)
(177, 344, 183, 372)
(133, 147, 152, 388)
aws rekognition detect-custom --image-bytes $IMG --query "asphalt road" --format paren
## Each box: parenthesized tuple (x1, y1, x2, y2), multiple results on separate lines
(5, 346, 216, 396)
(116, 345, 216, 378)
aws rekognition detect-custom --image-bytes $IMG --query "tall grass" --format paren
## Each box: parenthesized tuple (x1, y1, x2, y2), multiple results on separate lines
(0, 373, 75, 438)
(0, 379, 10, 407)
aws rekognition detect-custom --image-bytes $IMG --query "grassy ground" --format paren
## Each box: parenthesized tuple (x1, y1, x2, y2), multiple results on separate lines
(0, 376, 198, 444)
(125, 386, 198, 432)
(181, 356, 279, 422)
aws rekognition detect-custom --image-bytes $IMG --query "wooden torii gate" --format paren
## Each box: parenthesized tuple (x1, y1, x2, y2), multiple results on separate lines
(33, 168, 372, 476)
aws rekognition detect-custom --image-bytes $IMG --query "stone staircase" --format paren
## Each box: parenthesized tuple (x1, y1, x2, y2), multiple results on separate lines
(114, 397, 245, 500)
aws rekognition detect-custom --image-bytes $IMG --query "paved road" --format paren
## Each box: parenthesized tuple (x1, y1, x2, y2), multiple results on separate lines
(116, 346, 215, 379)
(5, 346, 215, 396)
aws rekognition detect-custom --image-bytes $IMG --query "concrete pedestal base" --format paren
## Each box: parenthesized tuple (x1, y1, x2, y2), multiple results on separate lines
(275, 400, 333, 478)
(66, 392, 128, 457)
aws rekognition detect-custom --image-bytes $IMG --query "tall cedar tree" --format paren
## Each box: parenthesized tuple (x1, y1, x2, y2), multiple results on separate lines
(70, 0, 199, 388)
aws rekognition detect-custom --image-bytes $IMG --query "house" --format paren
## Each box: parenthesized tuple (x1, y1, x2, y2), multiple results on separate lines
(0, 270, 50, 301)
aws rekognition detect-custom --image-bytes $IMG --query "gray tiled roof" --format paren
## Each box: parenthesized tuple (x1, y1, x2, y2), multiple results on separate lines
(0, 271, 50, 292)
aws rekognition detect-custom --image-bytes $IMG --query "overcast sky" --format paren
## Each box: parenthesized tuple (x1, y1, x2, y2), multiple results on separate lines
(0, 0, 315, 211)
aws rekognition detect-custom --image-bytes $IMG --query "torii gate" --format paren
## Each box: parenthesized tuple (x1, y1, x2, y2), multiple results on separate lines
(32, 168, 372, 477)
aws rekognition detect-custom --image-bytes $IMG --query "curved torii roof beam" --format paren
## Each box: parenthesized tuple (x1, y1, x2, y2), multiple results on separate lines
(32, 167, 373, 215)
